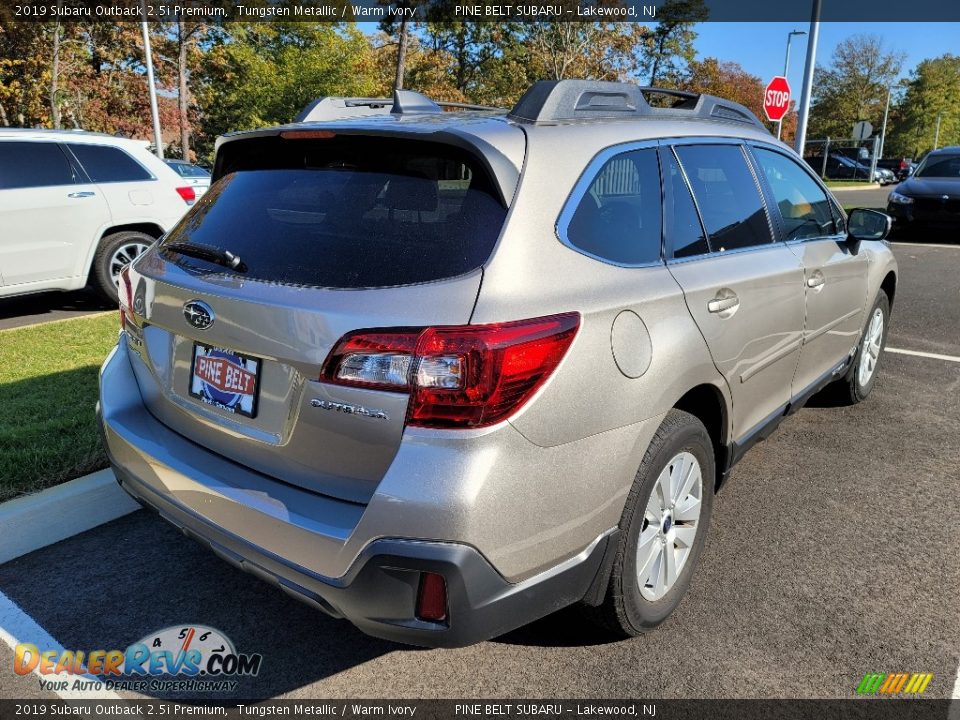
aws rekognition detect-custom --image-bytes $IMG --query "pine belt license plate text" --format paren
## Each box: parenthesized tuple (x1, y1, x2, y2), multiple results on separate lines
(189, 343, 261, 418)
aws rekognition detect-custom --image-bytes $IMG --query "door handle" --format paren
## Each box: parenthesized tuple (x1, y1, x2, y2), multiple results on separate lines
(707, 295, 740, 314)
(67, 191, 96, 198)
(806, 272, 825, 289)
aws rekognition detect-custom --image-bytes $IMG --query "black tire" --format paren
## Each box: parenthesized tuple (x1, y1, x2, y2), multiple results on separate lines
(585, 409, 715, 637)
(91, 230, 155, 303)
(830, 292, 890, 405)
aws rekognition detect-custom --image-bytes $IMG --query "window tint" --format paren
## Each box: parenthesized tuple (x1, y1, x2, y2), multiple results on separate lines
(0, 141, 76, 189)
(159, 136, 507, 289)
(753, 147, 836, 240)
(674, 144, 773, 252)
(663, 149, 709, 258)
(564, 148, 662, 265)
(68, 144, 152, 183)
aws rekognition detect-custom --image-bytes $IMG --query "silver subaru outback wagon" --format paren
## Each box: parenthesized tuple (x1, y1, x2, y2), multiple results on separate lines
(98, 80, 898, 647)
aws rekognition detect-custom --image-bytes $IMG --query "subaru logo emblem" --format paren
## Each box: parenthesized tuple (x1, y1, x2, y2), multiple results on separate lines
(183, 300, 215, 330)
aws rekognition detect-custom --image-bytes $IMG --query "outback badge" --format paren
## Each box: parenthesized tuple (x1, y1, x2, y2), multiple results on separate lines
(183, 300, 215, 330)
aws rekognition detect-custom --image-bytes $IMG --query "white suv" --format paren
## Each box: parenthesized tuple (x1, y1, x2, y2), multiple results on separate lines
(0, 129, 195, 302)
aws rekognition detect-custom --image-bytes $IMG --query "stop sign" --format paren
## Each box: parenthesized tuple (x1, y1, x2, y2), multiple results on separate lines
(763, 76, 791, 122)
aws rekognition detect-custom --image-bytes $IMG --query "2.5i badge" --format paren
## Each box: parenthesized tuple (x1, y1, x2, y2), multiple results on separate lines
(189, 343, 261, 418)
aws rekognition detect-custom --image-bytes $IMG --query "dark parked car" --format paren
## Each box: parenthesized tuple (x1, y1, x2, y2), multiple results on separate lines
(805, 153, 895, 184)
(877, 157, 914, 181)
(887, 146, 960, 232)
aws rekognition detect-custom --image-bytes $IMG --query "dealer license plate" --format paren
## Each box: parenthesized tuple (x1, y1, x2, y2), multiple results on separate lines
(189, 343, 261, 418)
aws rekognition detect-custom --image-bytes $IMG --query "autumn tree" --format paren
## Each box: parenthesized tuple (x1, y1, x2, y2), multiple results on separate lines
(809, 34, 904, 140)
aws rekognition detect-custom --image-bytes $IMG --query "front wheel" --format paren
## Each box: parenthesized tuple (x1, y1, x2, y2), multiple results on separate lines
(832, 292, 890, 404)
(585, 409, 715, 636)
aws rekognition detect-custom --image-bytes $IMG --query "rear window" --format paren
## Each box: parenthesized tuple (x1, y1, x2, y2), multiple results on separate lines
(67, 143, 153, 183)
(160, 136, 507, 289)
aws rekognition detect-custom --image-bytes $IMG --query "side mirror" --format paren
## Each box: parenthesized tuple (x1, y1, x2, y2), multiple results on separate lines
(846, 208, 892, 251)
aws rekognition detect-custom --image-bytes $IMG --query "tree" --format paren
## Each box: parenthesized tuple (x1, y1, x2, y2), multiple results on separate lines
(194, 23, 380, 162)
(886, 54, 960, 158)
(638, 0, 707, 87)
(809, 34, 905, 140)
(680, 57, 798, 138)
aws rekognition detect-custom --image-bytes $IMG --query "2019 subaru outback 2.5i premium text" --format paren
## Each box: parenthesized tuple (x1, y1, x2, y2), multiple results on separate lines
(98, 81, 898, 647)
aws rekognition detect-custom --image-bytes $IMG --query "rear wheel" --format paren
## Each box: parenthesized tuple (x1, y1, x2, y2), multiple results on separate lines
(92, 231, 154, 303)
(586, 409, 715, 636)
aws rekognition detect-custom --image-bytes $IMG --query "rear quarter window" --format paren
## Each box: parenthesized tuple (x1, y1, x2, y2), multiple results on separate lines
(562, 147, 662, 266)
(160, 136, 507, 289)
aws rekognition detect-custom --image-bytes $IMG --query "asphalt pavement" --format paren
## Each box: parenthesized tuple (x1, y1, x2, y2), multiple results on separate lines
(0, 243, 957, 702)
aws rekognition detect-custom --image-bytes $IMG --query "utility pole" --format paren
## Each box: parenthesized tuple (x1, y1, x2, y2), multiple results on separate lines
(933, 112, 944, 150)
(141, 0, 163, 159)
(878, 86, 892, 160)
(794, 0, 821, 155)
(777, 29, 806, 141)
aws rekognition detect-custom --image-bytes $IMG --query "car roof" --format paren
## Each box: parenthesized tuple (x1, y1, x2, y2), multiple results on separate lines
(0, 128, 149, 147)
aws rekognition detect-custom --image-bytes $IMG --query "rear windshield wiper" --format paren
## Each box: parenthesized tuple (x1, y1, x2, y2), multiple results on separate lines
(163, 241, 248, 273)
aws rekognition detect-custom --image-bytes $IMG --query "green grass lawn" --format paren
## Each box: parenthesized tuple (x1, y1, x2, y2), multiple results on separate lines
(0, 313, 118, 501)
(824, 180, 876, 189)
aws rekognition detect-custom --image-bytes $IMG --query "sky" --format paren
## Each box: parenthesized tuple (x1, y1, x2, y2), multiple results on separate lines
(693, 22, 960, 92)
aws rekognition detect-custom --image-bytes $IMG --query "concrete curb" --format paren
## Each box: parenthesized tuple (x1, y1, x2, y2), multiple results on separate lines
(827, 183, 882, 192)
(0, 469, 140, 565)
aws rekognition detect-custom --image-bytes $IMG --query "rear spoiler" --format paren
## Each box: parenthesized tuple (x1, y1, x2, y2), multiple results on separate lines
(212, 126, 521, 206)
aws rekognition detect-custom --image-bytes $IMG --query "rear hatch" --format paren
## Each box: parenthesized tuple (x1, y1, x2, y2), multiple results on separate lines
(122, 130, 519, 504)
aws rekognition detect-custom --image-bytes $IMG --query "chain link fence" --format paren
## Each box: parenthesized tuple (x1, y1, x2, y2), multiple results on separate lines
(801, 137, 884, 183)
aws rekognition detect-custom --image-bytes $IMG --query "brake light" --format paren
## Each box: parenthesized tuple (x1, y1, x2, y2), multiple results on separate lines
(118, 265, 133, 330)
(320, 313, 580, 428)
(175, 186, 196, 205)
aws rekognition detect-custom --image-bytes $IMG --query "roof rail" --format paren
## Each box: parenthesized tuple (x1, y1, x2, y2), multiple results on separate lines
(507, 80, 767, 131)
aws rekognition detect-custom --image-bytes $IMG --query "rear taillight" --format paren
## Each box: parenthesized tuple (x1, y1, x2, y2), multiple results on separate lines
(320, 313, 580, 429)
(118, 266, 133, 330)
(175, 186, 196, 205)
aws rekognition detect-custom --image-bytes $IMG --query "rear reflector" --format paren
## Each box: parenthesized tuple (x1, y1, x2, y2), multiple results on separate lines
(175, 186, 196, 205)
(320, 313, 580, 428)
(118, 265, 133, 329)
(416, 572, 447, 623)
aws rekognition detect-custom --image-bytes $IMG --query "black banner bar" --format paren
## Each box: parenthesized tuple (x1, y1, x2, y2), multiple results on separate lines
(0, 700, 955, 720)
(3, 0, 960, 23)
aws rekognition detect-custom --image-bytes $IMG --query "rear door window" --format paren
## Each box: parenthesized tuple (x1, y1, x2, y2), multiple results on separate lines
(563, 147, 662, 265)
(160, 136, 507, 289)
(673, 144, 773, 253)
(0, 141, 77, 189)
(662, 149, 710, 259)
(752, 147, 837, 240)
(67, 144, 153, 183)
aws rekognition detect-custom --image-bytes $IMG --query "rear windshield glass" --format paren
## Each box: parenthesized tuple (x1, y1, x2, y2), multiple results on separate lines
(159, 136, 507, 289)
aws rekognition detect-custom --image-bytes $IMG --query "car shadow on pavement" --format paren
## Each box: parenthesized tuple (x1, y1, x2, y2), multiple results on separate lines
(0, 290, 114, 328)
(0, 511, 403, 699)
(493, 606, 624, 648)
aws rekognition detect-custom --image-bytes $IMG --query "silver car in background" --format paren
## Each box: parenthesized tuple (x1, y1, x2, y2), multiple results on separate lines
(99, 81, 897, 647)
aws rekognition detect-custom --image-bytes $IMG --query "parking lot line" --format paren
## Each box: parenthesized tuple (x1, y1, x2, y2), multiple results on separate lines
(889, 242, 960, 251)
(886, 347, 960, 364)
(0, 589, 121, 700)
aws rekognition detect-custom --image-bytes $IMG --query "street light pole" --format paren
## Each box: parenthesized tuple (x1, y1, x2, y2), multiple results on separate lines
(140, 0, 163, 159)
(777, 30, 806, 141)
(933, 112, 944, 150)
(878, 85, 892, 160)
(794, 0, 821, 155)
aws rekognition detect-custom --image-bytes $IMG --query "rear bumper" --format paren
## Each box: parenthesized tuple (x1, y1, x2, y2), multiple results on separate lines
(98, 341, 615, 647)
